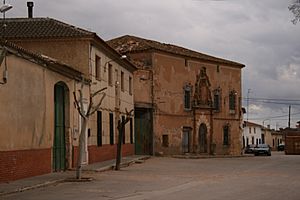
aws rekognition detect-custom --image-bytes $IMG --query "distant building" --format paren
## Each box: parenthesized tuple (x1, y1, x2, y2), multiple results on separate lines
(243, 121, 264, 147)
(284, 127, 300, 155)
(108, 35, 245, 156)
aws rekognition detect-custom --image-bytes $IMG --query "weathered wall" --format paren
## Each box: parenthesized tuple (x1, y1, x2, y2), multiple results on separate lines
(0, 53, 83, 182)
(12, 39, 90, 75)
(151, 52, 242, 156)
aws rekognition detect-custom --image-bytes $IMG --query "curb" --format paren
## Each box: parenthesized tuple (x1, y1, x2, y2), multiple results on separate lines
(0, 179, 65, 197)
(0, 156, 151, 197)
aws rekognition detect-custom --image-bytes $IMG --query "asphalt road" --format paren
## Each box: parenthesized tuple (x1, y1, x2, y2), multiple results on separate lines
(3, 152, 300, 200)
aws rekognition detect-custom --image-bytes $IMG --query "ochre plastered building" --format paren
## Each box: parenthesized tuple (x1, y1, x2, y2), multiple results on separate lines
(0, 18, 136, 182)
(0, 41, 88, 182)
(108, 35, 245, 156)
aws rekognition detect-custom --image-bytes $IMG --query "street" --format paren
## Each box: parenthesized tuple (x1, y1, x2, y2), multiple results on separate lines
(3, 152, 300, 200)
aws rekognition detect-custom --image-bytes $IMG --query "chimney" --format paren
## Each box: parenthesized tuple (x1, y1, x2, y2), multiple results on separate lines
(27, 2, 34, 18)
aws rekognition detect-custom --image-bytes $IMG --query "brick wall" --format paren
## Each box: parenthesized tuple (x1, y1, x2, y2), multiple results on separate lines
(0, 148, 51, 183)
(88, 144, 134, 164)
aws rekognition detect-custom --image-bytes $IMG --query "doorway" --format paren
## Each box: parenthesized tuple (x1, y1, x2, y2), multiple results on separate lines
(199, 123, 207, 153)
(53, 83, 68, 171)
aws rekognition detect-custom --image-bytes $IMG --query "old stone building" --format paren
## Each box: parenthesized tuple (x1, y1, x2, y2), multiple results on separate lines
(0, 41, 88, 182)
(108, 35, 245, 156)
(0, 18, 136, 181)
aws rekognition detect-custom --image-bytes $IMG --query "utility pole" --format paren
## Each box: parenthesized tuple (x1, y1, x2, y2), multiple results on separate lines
(246, 89, 251, 122)
(288, 105, 291, 128)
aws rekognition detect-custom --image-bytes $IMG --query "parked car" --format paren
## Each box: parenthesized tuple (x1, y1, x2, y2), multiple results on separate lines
(244, 144, 256, 154)
(254, 144, 271, 156)
(277, 144, 285, 151)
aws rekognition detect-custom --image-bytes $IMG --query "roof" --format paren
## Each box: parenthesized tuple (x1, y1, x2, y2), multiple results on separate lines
(0, 40, 83, 81)
(0, 18, 94, 39)
(107, 35, 245, 68)
(244, 121, 263, 128)
(0, 18, 136, 72)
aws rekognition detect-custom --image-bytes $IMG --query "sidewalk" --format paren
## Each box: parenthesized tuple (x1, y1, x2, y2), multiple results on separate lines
(0, 155, 150, 197)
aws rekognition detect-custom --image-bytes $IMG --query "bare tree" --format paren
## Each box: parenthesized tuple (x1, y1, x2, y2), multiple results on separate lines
(115, 108, 134, 171)
(289, 0, 300, 24)
(73, 82, 107, 179)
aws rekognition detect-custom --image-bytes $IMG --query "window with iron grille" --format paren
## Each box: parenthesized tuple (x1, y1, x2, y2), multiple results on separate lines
(109, 113, 114, 145)
(95, 55, 101, 80)
(229, 91, 236, 112)
(223, 125, 230, 145)
(97, 111, 102, 146)
(184, 85, 192, 110)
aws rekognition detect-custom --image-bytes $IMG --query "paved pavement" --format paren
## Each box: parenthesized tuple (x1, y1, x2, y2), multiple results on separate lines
(2, 152, 299, 200)
(0, 155, 150, 197)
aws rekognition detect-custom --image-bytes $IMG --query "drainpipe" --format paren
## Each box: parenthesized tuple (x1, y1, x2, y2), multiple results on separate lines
(192, 107, 196, 153)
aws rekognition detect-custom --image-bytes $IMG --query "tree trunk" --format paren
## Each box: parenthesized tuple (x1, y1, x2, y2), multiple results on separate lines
(76, 117, 87, 179)
(115, 120, 123, 170)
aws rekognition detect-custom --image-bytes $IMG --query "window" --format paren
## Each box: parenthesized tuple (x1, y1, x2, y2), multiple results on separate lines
(223, 125, 229, 145)
(252, 136, 255, 145)
(184, 85, 192, 110)
(122, 116, 126, 144)
(121, 71, 124, 91)
(254, 127, 256, 134)
(229, 91, 236, 112)
(130, 118, 133, 144)
(217, 65, 220, 73)
(249, 127, 251, 134)
(213, 88, 221, 112)
(162, 135, 169, 147)
(109, 113, 114, 145)
(108, 63, 113, 86)
(95, 55, 101, 80)
(129, 76, 132, 95)
(97, 111, 102, 146)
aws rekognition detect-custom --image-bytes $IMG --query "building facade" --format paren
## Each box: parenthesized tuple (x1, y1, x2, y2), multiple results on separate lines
(108, 35, 245, 156)
(243, 121, 265, 148)
(0, 18, 136, 181)
(0, 41, 87, 182)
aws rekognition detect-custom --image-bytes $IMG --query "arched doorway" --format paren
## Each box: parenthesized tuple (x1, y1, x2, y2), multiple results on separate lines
(53, 82, 69, 171)
(199, 123, 207, 153)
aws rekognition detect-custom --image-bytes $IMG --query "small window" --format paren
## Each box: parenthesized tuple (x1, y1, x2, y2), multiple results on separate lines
(223, 125, 229, 145)
(184, 85, 192, 110)
(129, 76, 133, 95)
(109, 113, 114, 145)
(121, 71, 124, 91)
(213, 88, 221, 112)
(108, 64, 113, 86)
(217, 65, 220, 73)
(249, 127, 251, 134)
(185, 59, 188, 67)
(162, 135, 169, 147)
(97, 111, 102, 146)
(130, 118, 133, 144)
(122, 116, 126, 144)
(229, 91, 236, 112)
(254, 127, 256, 134)
(95, 55, 101, 80)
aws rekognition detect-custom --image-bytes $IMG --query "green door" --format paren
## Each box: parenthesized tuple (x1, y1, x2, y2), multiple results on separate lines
(53, 84, 66, 171)
(134, 108, 153, 155)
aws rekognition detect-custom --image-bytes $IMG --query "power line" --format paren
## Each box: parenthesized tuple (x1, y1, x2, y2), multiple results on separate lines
(243, 97, 300, 102)
(248, 111, 300, 120)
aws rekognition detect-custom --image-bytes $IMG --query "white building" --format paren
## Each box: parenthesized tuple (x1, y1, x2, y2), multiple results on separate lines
(243, 121, 265, 148)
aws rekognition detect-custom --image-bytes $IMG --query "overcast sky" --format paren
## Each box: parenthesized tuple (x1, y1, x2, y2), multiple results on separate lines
(5, 0, 300, 129)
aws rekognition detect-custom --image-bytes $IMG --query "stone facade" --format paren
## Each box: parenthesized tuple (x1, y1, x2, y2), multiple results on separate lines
(108, 35, 245, 156)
